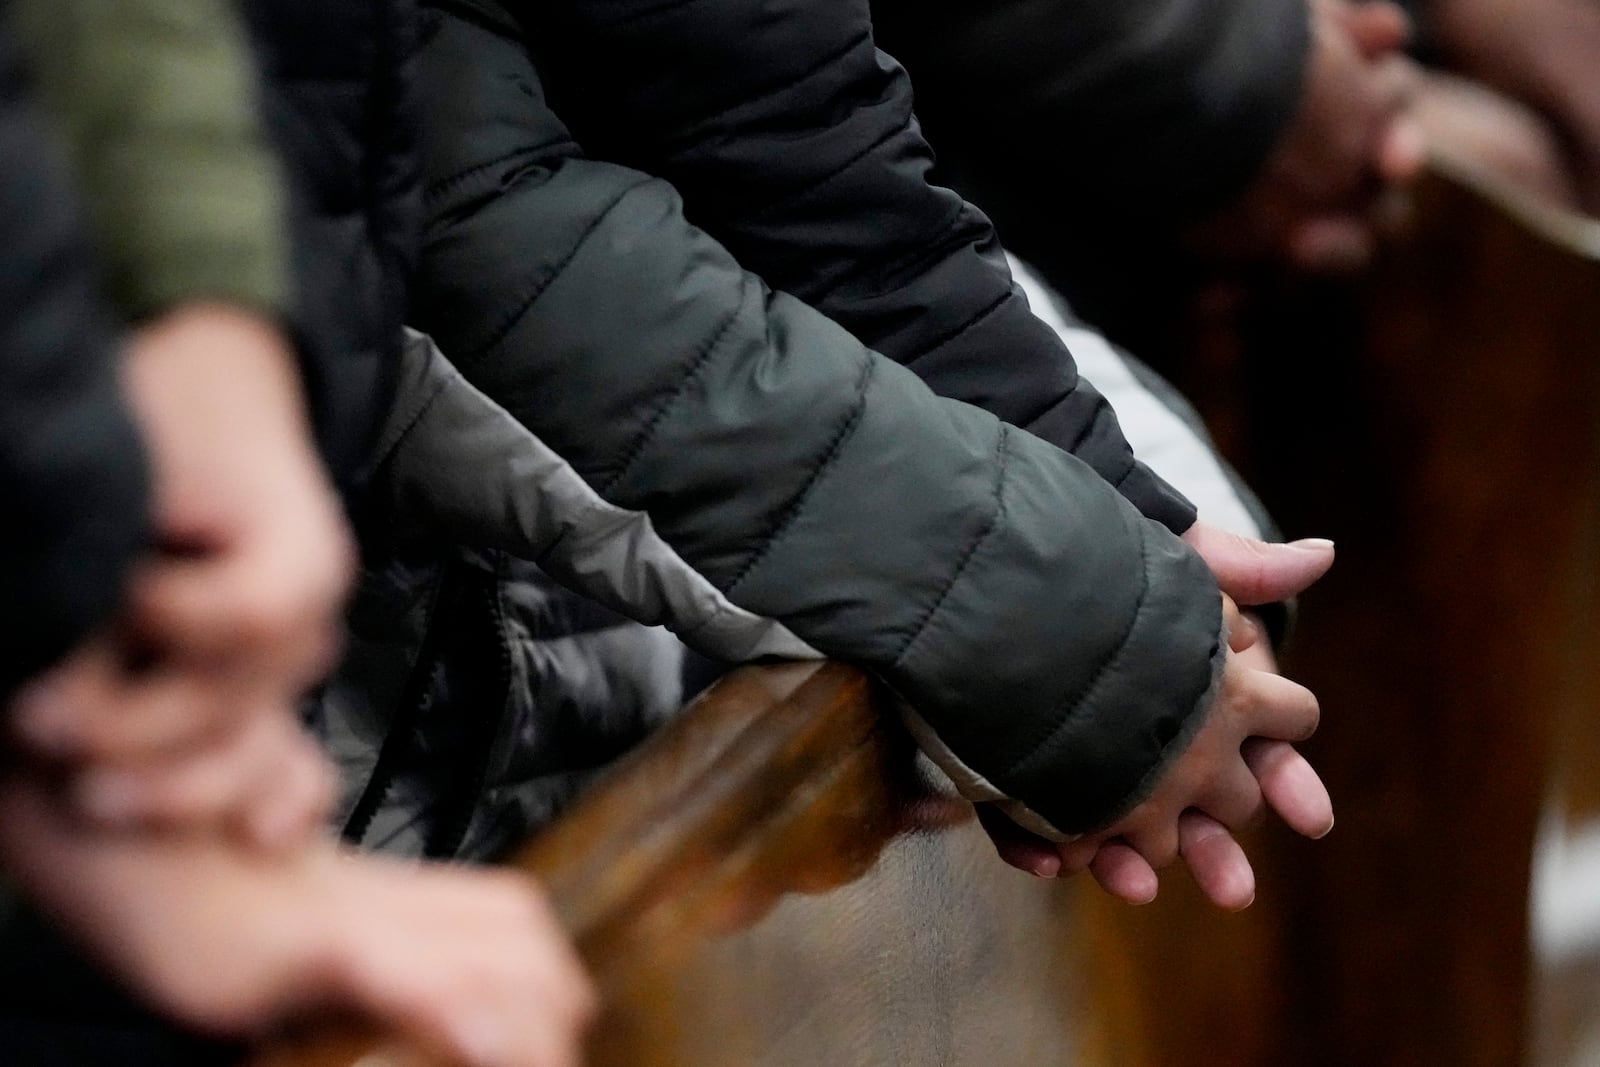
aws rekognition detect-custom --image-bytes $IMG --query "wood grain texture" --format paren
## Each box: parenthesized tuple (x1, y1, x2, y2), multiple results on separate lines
(1150, 168, 1600, 1067)
(253, 662, 1101, 1067)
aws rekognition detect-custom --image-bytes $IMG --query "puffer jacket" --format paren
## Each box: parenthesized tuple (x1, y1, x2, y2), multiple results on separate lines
(377, 2, 1227, 845)
(0, 26, 148, 701)
(330, 510, 684, 861)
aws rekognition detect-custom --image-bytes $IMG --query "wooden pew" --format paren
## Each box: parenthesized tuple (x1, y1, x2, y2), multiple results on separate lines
(253, 661, 1115, 1067)
(1164, 158, 1600, 1066)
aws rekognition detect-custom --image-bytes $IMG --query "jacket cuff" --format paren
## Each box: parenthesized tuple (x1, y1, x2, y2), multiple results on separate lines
(1000, 531, 1225, 835)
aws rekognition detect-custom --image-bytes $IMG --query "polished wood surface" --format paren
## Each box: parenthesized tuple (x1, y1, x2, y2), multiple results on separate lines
(254, 662, 1098, 1067)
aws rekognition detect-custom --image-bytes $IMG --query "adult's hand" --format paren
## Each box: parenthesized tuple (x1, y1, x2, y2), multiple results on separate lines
(0, 777, 597, 1067)
(10, 305, 354, 849)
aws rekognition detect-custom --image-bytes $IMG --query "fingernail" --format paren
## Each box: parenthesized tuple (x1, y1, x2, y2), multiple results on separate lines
(1289, 538, 1335, 551)
(77, 773, 143, 825)
(1314, 815, 1335, 840)
(1031, 858, 1059, 879)
(11, 683, 78, 757)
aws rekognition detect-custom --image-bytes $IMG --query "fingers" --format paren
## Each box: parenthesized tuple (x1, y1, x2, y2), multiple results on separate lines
(71, 710, 335, 848)
(1088, 841, 1159, 905)
(1178, 811, 1257, 911)
(1339, 0, 1412, 60)
(127, 542, 349, 686)
(327, 867, 598, 1067)
(1234, 668, 1322, 743)
(1196, 755, 1267, 831)
(974, 803, 1063, 878)
(10, 642, 126, 758)
(1121, 820, 1181, 872)
(1182, 522, 1335, 605)
(1245, 738, 1335, 839)
(14, 666, 244, 766)
(1232, 617, 1280, 675)
(241, 730, 338, 851)
(1222, 596, 1252, 654)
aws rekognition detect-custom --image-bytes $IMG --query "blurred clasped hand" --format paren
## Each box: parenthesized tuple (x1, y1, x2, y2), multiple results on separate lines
(0, 306, 599, 1067)
(0, 776, 597, 1067)
(1189, 0, 1426, 272)
(8, 304, 355, 852)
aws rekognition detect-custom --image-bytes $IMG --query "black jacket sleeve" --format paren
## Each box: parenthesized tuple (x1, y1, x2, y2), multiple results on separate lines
(0, 31, 149, 699)
(874, 0, 1313, 233)
(451, 0, 1197, 534)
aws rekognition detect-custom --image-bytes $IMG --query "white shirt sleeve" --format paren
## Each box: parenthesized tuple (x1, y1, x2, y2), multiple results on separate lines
(1008, 254, 1263, 539)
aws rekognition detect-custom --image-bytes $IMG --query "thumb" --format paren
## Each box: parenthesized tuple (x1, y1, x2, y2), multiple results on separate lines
(1182, 522, 1335, 605)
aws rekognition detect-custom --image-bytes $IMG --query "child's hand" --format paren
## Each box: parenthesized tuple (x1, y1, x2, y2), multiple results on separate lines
(1088, 598, 1337, 895)
(978, 601, 1333, 910)
(0, 775, 597, 1067)
(9, 640, 337, 852)
(8, 304, 353, 850)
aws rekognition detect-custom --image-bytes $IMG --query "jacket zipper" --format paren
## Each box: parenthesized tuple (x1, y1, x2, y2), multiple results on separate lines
(342, 564, 464, 846)
(424, 558, 515, 859)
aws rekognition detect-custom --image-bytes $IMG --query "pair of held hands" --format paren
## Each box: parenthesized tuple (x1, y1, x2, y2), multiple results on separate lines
(0, 306, 593, 1067)
(979, 527, 1337, 912)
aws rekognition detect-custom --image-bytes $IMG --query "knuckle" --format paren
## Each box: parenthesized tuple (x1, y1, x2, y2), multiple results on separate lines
(232, 586, 301, 649)
(1233, 789, 1268, 830)
(1133, 828, 1181, 870)
(1294, 690, 1322, 739)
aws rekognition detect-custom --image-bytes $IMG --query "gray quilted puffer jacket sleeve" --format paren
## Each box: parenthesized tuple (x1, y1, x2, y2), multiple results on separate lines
(408, 10, 1224, 837)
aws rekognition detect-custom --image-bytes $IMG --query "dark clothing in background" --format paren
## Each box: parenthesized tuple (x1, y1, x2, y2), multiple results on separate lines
(0, 4, 423, 1062)
(873, 0, 1312, 344)
(0, 27, 149, 701)
(875, 0, 1312, 233)
(238, 0, 419, 501)
(0, 19, 202, 1065)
